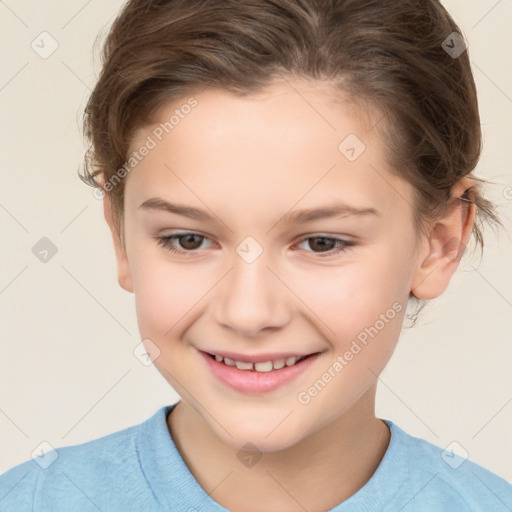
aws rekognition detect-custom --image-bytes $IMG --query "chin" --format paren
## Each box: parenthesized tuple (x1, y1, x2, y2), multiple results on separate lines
(209, 415, 307, 453)
(225, 432, 302, 453)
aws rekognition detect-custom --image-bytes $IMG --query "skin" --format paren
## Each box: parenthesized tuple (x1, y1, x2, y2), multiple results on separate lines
(102, 78, 475, 511)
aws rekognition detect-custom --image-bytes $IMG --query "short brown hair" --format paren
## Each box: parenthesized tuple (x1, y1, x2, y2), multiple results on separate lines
(79, 0, 500, 279)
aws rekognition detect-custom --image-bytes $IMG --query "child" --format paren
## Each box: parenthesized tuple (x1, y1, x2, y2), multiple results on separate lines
(2, 0, 511, 510)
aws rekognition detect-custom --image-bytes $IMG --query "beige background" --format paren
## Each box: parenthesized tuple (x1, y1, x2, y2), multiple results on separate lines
(1, 0, 511, 483)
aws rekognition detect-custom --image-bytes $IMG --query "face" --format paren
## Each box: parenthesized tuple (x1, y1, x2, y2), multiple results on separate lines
(110, 79, 429, 451)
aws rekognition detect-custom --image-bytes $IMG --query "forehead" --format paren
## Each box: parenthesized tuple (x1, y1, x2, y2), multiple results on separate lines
(131, 79, 375, 154)
(124, 79, 413, 224)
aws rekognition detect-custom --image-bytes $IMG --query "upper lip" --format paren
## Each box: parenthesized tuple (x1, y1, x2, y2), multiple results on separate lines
(200, 349, 323, 363)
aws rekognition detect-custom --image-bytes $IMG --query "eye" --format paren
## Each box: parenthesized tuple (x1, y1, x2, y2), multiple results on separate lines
(155, 232, 213, 254)
(155, 232, 355, 258)
(294, 235, 355, 258)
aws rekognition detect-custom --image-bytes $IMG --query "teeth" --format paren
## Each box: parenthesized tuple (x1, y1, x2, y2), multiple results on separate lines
(254, 361, 273, 372)
(273, 359, 286, 369)
(211, 353, 308, 372)
(235, 361, 254, 370)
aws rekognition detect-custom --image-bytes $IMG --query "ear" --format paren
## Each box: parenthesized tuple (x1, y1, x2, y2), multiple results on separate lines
(103, 191, 134, 293)
(411, 178, 476, 300)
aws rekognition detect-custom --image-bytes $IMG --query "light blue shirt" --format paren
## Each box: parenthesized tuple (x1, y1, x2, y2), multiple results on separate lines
(1, 402, 512, 511)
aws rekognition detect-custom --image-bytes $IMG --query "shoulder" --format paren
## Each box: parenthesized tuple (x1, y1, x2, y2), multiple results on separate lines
(0, 407, 169, 512)
(0, 456, 39, 512)
(384, 420, 512, 511)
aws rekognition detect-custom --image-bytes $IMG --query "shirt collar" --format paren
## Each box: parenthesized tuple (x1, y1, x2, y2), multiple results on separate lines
(137, 403, 406, 511)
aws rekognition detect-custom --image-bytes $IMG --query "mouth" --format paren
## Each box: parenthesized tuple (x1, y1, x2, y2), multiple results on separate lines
(199, 349, 324, 395)
(204, 351, 317, 372)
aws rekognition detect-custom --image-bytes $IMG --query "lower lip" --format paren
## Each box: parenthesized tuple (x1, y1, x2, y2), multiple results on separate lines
(198, 350, 322, 395)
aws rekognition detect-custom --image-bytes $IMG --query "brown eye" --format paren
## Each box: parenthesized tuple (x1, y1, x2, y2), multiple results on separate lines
(306, 237, 338, 252)
(295, 236, 354, 258)
(175, 233, 204, 250)
(155, 232, 210, 254)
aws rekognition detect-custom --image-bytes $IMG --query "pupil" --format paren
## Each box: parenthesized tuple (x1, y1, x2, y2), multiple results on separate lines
(311, 237, 334, 252)
(181, 234, 202, 250)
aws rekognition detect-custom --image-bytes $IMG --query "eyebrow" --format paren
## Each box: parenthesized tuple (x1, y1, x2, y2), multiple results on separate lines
(139, 197, 380, 225)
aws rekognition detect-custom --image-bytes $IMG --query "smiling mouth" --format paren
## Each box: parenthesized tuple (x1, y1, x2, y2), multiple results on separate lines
(205, 352, 319, 372)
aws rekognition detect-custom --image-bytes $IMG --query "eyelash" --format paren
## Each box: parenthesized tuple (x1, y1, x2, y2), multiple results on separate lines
(155, 232, 355, 258)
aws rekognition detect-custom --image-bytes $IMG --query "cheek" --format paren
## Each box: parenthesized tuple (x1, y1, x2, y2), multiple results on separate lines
(132, 253, 204, 339)
(296, 249, 409, 330)
(289, 246, 410, 378)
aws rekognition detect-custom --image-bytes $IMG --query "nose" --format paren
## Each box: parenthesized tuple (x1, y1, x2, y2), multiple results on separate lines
(213, 253, 292, 338)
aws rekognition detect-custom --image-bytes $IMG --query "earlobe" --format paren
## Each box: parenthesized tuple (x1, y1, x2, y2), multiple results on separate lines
(102, 191, 134, 294)
(411, 179, 476, 300)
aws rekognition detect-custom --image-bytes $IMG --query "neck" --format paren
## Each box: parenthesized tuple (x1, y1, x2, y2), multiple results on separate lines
(167, 387, 390, 512)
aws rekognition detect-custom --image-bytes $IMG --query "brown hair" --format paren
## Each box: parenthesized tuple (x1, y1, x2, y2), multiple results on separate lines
(79, 0, 500, 313)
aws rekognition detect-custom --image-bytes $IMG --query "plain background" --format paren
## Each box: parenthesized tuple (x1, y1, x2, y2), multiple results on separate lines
(1, 0, 511, 483)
